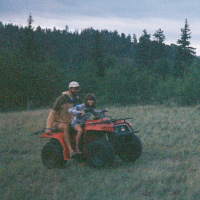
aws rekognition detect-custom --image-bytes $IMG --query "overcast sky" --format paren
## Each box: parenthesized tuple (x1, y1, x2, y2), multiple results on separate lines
(1, 0, 200, 55)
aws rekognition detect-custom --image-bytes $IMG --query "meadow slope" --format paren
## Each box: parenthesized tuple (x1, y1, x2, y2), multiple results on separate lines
(1, 105, 200, 200)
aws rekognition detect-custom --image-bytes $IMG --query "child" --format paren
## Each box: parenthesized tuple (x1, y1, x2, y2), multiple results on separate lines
(68, 93, 108, 156)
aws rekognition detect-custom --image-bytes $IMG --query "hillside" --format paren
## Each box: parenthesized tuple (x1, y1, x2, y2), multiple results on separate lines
(1, 18, 200, 112)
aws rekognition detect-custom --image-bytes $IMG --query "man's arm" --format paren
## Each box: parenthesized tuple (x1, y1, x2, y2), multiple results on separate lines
(45, 110, 56, 134)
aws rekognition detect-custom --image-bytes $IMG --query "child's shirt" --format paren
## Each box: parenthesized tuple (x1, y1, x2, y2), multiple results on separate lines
(68, 103, 103, 126)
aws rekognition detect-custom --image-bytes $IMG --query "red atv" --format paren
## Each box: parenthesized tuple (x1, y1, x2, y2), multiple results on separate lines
(40, 110, 142, 168)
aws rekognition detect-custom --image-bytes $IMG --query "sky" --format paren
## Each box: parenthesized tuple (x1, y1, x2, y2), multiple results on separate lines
(1, 0, 200, 55)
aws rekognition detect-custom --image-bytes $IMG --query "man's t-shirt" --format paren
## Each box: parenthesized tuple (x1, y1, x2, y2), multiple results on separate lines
(52, 92, 82, 124)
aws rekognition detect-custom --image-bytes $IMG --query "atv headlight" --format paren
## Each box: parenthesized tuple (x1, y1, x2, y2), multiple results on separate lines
(120, 126, 126, 132)
(114, 126, 127, 133)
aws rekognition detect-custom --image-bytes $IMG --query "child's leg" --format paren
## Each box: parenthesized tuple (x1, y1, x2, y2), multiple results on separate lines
(73, 124, 83, 152)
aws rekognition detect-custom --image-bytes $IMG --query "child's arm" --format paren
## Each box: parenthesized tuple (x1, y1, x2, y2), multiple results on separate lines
(68, 104, 85, 115)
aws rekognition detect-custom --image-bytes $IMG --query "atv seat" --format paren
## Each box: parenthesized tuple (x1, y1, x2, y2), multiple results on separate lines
(51, 124, 86, 136)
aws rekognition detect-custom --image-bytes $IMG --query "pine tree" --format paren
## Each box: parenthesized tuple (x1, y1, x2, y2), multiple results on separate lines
(27, 13, 34, 29)
(177, 19, 196, 55)
(136, 29, 152, 70)
(133, 34, 137, 44)
(92, 30, 104, 77)
(153, 28, 165, 44)
(152, 29, 166, 59)
(173, 19, 196, 78)
(23, 13, 36, 60)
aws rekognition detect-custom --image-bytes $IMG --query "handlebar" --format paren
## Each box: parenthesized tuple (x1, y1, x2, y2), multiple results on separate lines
(83, 108, 108, 119)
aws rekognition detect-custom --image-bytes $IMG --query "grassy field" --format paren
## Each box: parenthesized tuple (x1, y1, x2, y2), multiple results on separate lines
(1, 105, 200, 200)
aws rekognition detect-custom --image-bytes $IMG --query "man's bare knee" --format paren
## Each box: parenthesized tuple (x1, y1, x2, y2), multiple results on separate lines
(59, 123, 70, 132)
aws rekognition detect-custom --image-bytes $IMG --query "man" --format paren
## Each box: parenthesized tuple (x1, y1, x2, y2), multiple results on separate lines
(45, 81, 82, 158)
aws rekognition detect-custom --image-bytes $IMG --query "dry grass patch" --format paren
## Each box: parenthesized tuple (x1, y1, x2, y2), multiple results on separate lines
(1, 105, 200, 199)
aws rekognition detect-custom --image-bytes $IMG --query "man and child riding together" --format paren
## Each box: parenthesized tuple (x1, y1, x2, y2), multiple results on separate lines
(45, 81, 109, 159)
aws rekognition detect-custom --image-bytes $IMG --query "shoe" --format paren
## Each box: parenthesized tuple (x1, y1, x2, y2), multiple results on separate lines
(75, 149, 82, 154)
(70, 151, 78, 159)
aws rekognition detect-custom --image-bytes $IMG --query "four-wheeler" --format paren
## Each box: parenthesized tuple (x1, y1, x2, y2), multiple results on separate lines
(40, 110, 142, 169)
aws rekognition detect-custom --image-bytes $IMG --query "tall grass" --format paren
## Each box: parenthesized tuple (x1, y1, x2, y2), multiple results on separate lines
(1, 105, 200, 199)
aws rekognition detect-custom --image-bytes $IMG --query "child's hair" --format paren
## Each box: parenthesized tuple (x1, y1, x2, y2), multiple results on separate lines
(85, 93, 96, 108)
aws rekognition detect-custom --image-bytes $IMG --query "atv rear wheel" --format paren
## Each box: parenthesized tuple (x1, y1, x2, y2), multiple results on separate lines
(116, 133, 142, 162)
(87, 139, 115, 168)
(41, 140, 66, 169)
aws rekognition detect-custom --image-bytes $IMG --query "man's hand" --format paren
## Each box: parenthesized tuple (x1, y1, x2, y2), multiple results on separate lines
(45, 128, 52, 135)
(80, 111, 85, 115)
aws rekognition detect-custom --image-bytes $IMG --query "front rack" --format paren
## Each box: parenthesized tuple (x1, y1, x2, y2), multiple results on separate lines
(87, 117, 133, 125)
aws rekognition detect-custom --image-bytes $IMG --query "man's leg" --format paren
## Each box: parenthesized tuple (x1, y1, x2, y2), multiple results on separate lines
(59, 123, 74, 154)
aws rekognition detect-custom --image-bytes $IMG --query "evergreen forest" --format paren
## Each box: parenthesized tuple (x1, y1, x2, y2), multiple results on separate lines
(1, 15, 200, 112)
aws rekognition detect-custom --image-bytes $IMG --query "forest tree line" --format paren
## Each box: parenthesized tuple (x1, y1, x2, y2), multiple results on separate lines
(0, 15, 200, 111)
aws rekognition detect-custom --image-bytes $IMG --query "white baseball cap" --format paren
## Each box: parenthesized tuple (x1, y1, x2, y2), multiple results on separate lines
(69, 81, 80, 88)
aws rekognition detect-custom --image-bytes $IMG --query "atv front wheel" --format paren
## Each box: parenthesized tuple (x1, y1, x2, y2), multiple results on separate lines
(87, 139, 115, 168)
(41, 140, 66, 169)
(116, 133, 142, 162)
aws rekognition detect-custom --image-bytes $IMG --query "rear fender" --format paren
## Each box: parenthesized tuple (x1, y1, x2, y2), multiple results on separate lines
(40, 132, 72, 160)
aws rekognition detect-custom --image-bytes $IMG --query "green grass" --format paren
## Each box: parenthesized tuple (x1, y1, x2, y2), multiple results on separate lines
(1, 105, 200, 200)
